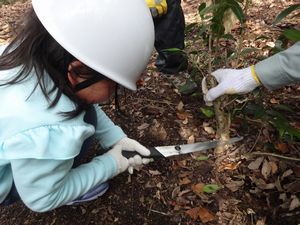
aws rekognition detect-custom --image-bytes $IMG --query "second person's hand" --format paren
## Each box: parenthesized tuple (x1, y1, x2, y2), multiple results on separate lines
(204, 66, 261, 102)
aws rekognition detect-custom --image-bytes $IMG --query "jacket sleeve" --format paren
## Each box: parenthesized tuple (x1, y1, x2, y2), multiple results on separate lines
(94, 105, 126, 149)
(255, 41, 300, 90)
(11, 153, 117, 212)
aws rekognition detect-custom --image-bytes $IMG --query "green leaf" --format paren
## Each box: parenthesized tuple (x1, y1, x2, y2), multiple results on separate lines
(273, 104, 294, 113)
(267, 109, 288, 122)
(196, 155, 209, 161)
(211, 21, 225, 37)
(225, 0, 245, 24)
(185, 22, 197, 32)
(244, 103, 266, 119)
(283, 28, 300, 42)
(271, 39, 285, 53)
(198, 2, 206, 18)
(273, 4, 300, 25)
(199, 3, 222, 17)
(227, 51, 237, 60)
(285, 127, 300, 140)
(163, 48, 185, 53)
(240, 47, 259, 56)
(203, 184, 222, 193)
(221, 33, 236, 41)
(199, 24, 208, 37)
(255, 35, 272, 41)
(199, 107, 215, 118)
(179, 79, 198, 95)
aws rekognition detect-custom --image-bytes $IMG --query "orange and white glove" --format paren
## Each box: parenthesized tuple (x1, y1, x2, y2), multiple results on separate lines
(107, 138, 151, 175)
(204, 66, 261, 102)
(146, 0, 167, 18)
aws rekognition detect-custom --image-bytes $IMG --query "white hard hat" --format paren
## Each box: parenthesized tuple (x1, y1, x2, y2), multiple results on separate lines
(32, 0, 154, 90)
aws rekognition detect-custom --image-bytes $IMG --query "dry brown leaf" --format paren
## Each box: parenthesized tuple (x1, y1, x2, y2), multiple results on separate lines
(289, 195, 300, 211)
(259, 183, 276, 190)
(270, 98, 279, 104)
(149, 123, 168, 141)
(156, 182, 162, 189)
(178, 127, 193, 140)
(176, 101, 184, 111)
(203, 126, 215, 135)
(178, 171, 193, 178)
(292, 165, 300, 177)
(186, 207, 200, 220)
(179, 177, 192, 185)
(137, 123, 150, 130)
(191, 183, 205, 195)
(172, 186, 181, 199)
(177, 160, 187, 168)
(248, 157, 264, 170)
(225, 180, 245, 192)
(221, 162, 241, 171)
(251, 177, 275, 190)
(199, 207, 215, 223)
(176, 196, 190, 206)
(148, 170, 161, 176)
(185, 207, 215, 223)
(187, 135, 195, 144)
(136, 78, 145, 87)
(269, 161, 278, 175)
(256, 218, 266, 225)
(275, 143, 289, 153)
(281, 169, 294, 180)
(182, 117, 189, 125)
(261, 160, 272, 180)
(284, 180, 300, 193)
(176, 111, 190, 120)
(178, 189, 191, 197)
(291, 122, 300, 129)
(279, 193, 287, 202)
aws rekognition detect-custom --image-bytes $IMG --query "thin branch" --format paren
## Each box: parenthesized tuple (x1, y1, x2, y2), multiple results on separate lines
(251, 152, 300, 161)
(249, 128, 262, 152)
(127, 97, 177, 106)
(148, 209, 171, 216)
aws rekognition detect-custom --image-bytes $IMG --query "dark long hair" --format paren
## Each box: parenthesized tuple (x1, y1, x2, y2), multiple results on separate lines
(0, 7, 89, 118)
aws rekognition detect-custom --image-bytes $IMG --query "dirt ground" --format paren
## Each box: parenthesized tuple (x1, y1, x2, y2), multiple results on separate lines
(0, 0, 299, 225)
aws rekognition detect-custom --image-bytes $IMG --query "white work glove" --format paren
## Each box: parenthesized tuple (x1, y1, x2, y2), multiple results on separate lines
(107, 137, 151, 175)
(204, 66, 261, 102)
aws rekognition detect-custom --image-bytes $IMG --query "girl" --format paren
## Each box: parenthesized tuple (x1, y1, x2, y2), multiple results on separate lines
(0, 0, 154, 212)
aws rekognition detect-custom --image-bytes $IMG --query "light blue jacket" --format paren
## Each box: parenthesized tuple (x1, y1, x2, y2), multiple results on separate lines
(0, 46, 125, 212)
(255, 41, 300, 89)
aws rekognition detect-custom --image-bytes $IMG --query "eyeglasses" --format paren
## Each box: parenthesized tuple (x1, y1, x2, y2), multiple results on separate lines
(69, 63, 107, 92)
(73, 76, 105, 92)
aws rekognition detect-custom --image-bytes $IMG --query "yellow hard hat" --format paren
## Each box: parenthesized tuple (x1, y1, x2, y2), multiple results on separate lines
(32, 0, 155, 90)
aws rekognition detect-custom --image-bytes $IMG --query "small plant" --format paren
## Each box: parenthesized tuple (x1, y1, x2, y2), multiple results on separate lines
(271, 3, 300, 53)
(236, 102, 300, 141)
(196, 0, 247, 160)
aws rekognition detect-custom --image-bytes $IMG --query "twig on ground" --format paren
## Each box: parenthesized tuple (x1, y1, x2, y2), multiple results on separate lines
(251, 152, 300, 161)
(148, 209, 171, 216)
(249, 128, 262, 152)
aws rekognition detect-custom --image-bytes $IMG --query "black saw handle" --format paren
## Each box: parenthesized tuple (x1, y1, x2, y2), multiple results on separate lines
(121, 147, 164, 159)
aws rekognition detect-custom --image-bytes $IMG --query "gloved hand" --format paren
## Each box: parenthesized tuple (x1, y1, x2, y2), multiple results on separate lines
(146, 0, 167, 18)
(204, 66, 261, 102)
(107, 137, 151, 175)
